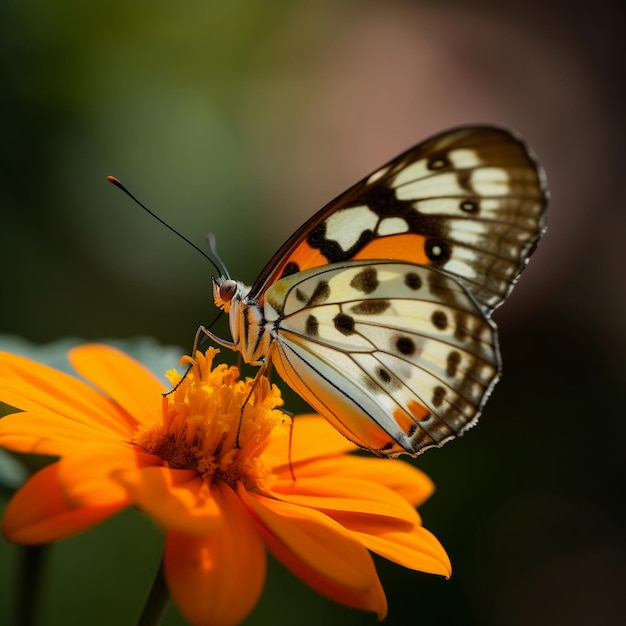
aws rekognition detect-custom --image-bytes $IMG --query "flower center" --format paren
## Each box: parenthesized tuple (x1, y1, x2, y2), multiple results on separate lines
(134, 349, 288, 490)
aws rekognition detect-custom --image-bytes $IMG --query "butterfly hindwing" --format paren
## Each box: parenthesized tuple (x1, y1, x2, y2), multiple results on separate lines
(252, 126, 547, 311)
(264, 260, 500, 457)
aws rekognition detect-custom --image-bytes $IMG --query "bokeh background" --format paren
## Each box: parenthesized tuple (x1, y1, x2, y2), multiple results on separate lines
(1, 0, 625, 624)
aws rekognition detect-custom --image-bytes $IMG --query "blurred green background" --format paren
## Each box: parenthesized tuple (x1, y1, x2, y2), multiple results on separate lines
(1, 0, 625, 624)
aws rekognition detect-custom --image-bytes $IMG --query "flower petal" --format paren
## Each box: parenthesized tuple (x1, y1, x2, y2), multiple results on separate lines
(0, 410, 125, 456)
(164, 481, 266, 626)
(335, 514, 452, 577)
(263, 414, 357, 468)
(239, 485, 387, 618)
(113, 466, 222, 534)
(284, 455, 435, 507)
(69, 344, 165, 428)
(56, 443, 160, 507)
(2, 463, 128, 544)
(268, 475, 420, 525)
(0, 352, 133, 437)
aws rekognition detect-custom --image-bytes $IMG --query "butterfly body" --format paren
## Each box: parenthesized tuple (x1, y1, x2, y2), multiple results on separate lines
(207, 126, 547, 457)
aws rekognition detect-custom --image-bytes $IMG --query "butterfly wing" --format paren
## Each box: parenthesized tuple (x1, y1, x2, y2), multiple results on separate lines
(219, 125, 547, 456)
(264, 260, 499, 457)
(252, 125, 547, 311)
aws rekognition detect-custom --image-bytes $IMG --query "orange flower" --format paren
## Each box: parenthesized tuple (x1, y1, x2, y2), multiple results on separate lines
(0, 345, 450, 625)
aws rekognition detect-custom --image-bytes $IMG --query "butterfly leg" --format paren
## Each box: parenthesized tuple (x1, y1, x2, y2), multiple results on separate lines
(163, 325, 238, 396)
(234, 361, 270, 448)
(195, 325, 237, 354)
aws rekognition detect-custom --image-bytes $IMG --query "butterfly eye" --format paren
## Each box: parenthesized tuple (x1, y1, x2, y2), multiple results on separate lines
(219, 279, 238, 302)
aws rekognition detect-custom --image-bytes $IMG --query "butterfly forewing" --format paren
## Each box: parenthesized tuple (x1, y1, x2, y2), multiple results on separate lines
(264, 261, 500, 456)
(210, 125, 547, 457)
(252, 126, 547, 311)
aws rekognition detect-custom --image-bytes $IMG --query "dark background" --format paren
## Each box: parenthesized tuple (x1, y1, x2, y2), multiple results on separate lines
(1, 1, 625, 624)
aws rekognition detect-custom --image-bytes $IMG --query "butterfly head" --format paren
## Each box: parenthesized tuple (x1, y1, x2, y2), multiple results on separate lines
(212, 276, 240, 312)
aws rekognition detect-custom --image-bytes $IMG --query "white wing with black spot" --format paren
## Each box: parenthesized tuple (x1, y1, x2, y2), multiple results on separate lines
(264, 260, 500, 457)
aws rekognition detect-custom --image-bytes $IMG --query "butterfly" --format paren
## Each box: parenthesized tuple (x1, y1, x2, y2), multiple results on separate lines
(204, 126, 548, 457)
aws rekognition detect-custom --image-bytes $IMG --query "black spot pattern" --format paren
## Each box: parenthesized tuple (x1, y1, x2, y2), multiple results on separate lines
(305, 315, 319, 337)
(350, 300, 390, 315)
(378, 368, 391, 383)
(334, 313, 355, 335)
(377, 368, 400, 389)
(427, 272, 451, 298)
(307, 281, 330, 306)
(404, 272, 422, 290)
(425, 238, 451, 264)
(280, 261, 300, 279)
(396, 336, 416, 355)
(446, 350, 461, 377)
(460, 200, 478, 213)
(454, 313, 469, 341)
(431, 310, 448, 330)
(350, 267, 379, 294)
(428, 155, 450, 170)
(295, 288, 307, 303)
(432, 386, 446, 407)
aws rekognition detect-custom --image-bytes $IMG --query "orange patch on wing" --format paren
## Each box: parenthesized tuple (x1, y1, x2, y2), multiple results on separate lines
(354, 234, 430, 265)
(392, 408, 418, 435)
(282, 245, 328, 275)
(260, 244, 329, 305)
(407, 400, 429, 421)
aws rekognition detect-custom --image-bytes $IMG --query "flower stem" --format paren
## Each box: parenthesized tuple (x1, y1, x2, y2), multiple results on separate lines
(15, 544, 49, 626)
(137, 556, 170, 626)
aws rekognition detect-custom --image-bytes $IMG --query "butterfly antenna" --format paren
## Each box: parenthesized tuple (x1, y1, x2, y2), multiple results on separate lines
(206, 233, 231, 280)
(107, 176, 223, 276)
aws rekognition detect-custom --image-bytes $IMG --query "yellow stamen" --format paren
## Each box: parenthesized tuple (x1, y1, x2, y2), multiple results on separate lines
(134, 349, 288, 489)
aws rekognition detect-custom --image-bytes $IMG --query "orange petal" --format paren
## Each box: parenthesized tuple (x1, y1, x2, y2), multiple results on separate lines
(69, 344, 165, 428)
(264, 414, 357, 468)
(239, 486, 387, 618)
(113, 466, 222, 534)
(164, 482, 266, 626)
(54, 443, 160, 507)
(285, 455, 435, 507)
(0, 352, 133, 438)
(2, 463, 129, 544)
(0, 410, 125, 456)
(336, 514, 452, 577)
(268, 475, 420, 525)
